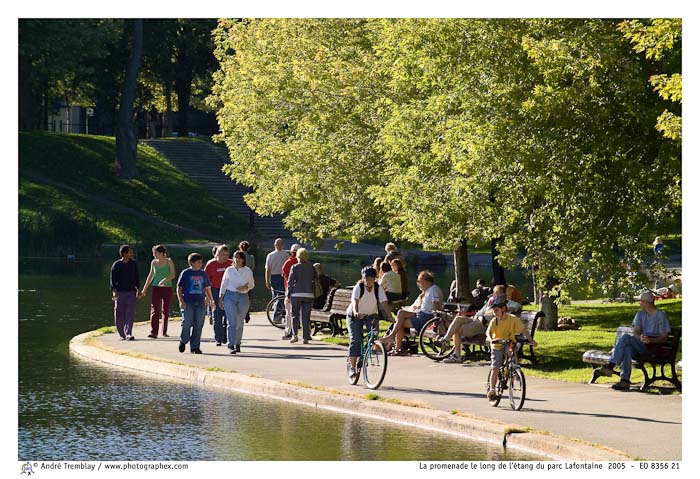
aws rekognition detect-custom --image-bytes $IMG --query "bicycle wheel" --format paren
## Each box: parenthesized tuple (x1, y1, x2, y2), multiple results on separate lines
(265, 295, 286, 329)
(363, 339, 388, 390)
(486, 369, 503, 407)
(418, 317, 454, 360)
(508, 366, 526, 411)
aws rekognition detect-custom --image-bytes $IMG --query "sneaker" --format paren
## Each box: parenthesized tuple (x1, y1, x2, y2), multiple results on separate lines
(596, 365, 614, 377)
(281, 334, 293, 340)
(443, 354, 462, 364)
(147, 334, 157, 339)
(303, 339, 309, 344)
(487, 389, 498, 401)
(192, 349, 202, 354)
(162, 333, 169, 337)
(235, 345, 241, 353)
(290, 336, 299, 343)
(611, 379, 631, 390)
(347, 362, 355, 378)
(178, 342, 186, 353)
(119, 336, 127, 341)
(216, 342, 222, 346)
(229, 347, 236, 355)
(127, 336, 135, 341)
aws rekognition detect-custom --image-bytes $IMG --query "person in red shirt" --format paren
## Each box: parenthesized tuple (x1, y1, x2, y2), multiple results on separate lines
(204, 245, 233, 346)
(281, 244, 301, 340)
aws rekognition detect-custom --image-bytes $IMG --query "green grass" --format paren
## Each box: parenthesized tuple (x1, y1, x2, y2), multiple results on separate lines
(19, 131, 249, 249)
(320, 300, 682, 390)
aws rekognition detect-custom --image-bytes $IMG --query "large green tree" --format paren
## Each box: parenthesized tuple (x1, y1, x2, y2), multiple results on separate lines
(210, 19, 681, 327)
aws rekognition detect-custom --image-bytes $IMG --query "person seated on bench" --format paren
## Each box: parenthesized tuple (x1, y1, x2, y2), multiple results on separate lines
(346, 266, 394, 380)
(506, 284, 524, 313)
(440, 313, 488, 363)
(391, 258, 409, 300)
(379, 261, 403, 302)
(312, 263, 340, 309)
(378, 270, 443, 355)
(595, 291, 671, 390)
(471, 278, 492, 309)
(486, 299, 537, 400)
(475, 285, 507, 320)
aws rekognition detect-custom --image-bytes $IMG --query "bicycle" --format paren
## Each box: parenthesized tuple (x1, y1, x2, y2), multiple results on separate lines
(417, 310, 455, 360)
(348, 315, 388, 390)
(485, 339, 526, 411)
(265, 294, 287, 329)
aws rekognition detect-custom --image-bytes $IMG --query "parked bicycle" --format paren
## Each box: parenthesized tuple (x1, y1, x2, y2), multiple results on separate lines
(349, 316, 388, 390)
(485, 339, 526, 410)
(265, 294, 287, 329)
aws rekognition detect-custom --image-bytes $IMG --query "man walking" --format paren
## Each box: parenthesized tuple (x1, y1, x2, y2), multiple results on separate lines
(110, 245, 141, 340)
(265, 238, 289, 326)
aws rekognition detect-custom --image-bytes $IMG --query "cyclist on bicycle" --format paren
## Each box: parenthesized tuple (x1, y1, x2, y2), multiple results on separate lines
(346, 266, 393, 380)
(486, 299, 537, 400)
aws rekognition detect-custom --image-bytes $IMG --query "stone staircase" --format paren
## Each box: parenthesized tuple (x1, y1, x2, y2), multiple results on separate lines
(142, 139, 290, 239)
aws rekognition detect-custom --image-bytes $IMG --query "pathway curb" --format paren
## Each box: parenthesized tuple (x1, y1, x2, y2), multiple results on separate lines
(70, 330, 631, 461)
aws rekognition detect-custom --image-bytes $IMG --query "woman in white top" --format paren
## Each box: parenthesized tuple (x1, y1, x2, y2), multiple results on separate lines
(219, 251, 255, 354)
(345, 266, 393, 380)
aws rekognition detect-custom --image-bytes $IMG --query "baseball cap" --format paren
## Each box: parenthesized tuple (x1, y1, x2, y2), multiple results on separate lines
(361, 266, 377, 278)
(290, 244, 301, 253)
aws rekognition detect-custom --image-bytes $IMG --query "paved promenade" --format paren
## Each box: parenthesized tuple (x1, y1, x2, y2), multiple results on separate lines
(80, 313, 681, 461)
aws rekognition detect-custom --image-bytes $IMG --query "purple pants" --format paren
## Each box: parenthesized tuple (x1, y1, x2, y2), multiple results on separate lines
(115, 291, 137, 338)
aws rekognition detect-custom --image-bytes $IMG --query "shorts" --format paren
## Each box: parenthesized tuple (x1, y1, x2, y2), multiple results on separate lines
(410, 311, 433, 331)
(490, 348, 505, 368)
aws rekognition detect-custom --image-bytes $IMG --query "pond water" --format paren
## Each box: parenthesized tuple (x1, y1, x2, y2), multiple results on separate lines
(18, 256, 540, 461)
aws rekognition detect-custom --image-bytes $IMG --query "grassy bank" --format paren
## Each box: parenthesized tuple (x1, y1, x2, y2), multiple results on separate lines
(320, 299, 682, 390)
(19, 131, 249, 255)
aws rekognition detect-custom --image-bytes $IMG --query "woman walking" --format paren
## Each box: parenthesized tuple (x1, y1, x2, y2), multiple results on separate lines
(286, 248, 315, 344)
(140, 245, 176, 338)
(219, 251, 255, 354)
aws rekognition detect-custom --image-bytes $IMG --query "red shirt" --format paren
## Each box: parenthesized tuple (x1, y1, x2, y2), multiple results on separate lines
(282, 255, 298, 289)
(204, 258, 234, 289)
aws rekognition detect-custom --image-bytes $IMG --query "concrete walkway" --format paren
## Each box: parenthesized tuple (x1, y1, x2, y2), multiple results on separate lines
(79, 313, 681, 461)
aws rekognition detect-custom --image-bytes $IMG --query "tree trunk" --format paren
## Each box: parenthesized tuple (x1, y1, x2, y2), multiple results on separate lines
(453, 239, 470, 302)
(115, 19, 143, 179)
(175, 74, 192, 134)
(538, 293, 559, 331)
(163, 81, 173, 137)
(491, 238, 507, 286)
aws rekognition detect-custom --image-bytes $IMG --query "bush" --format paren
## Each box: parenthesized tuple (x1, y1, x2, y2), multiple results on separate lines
(19, 210, 105, 257)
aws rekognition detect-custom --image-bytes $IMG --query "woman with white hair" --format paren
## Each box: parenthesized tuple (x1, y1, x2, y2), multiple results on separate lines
(286, 248, 315, 344)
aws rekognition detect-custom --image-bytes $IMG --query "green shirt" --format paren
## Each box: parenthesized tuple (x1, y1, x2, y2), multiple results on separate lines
(152, 260, 172, 287)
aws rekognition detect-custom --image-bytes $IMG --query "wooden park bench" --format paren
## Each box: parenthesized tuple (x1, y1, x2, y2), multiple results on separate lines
(412, 306, 544, 363)
(582, 326, 682, 392)
(309, 287, 353, 337)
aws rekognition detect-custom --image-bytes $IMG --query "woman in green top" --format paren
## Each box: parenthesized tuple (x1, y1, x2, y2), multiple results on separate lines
(141, 244, 177, 338)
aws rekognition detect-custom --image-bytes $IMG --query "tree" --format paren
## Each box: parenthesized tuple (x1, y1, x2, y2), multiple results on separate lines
(210, 19, 681, 328)
(115, 19, 143, 179)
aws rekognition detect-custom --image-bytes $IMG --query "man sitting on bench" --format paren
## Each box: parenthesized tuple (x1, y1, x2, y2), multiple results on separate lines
(595, 291, 671, 390)
(439, 313, 488, 363)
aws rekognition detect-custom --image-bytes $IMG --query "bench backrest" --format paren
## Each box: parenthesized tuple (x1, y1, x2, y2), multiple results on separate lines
(516, 310, 543, 340)
(328, 288, 353, 314)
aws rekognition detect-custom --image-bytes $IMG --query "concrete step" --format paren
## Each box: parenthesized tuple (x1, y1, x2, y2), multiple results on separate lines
(142, 139, 291, 239)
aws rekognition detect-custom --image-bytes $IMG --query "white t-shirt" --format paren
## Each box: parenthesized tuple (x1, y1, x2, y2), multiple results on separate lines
(420, 284, 443, 314)
(220, 266, 255, 295)
(265, 250, 289, 275)
(347, 283, 388, 316)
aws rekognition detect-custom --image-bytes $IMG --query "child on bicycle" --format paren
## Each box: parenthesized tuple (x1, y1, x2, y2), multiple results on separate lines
(346, 266, 393, 380)
(486, 299, 537, 400)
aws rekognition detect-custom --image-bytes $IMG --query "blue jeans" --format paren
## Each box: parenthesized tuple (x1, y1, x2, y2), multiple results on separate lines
(610, 334, 649, 381)
(180, 300, 206, 351)
(211, 287, 227, 343)
(270, 274, 284, 319)
(347, 314, 378, 357)
(224, 291, 250, 349)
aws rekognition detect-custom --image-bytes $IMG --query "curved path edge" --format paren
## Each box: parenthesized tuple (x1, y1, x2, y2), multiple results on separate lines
(70, 330, 631, 462)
